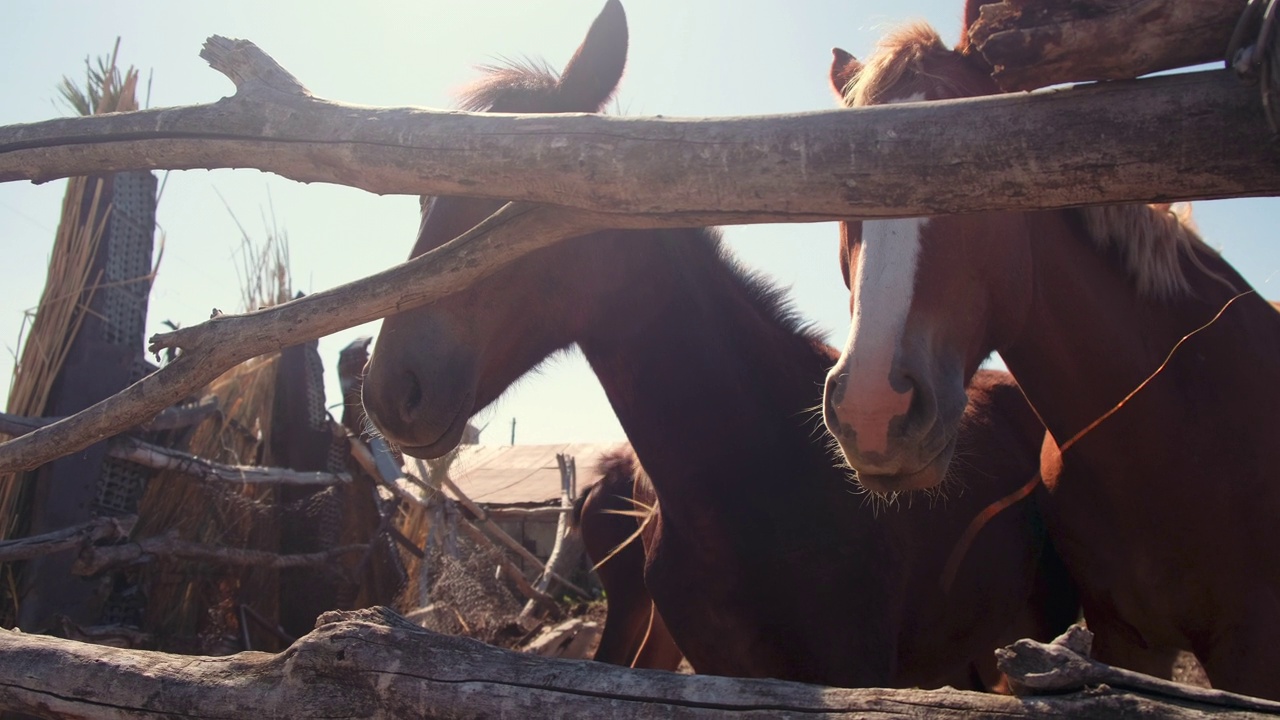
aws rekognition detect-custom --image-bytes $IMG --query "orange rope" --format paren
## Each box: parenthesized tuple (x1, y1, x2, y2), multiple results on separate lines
(940, 290, 1253, 593)
(940, 471, 1042, 593)
(630, 601, 658, 668)
(1056, 291, 1252, 452)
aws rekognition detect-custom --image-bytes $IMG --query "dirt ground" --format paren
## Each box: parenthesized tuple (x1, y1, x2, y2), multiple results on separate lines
(1173, 651, 1212, 688)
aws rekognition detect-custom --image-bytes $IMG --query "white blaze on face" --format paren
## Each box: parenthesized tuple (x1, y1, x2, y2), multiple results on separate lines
(831, 217, 928, 456)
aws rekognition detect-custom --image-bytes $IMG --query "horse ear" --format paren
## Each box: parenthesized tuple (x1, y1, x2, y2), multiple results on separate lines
(830, 48, 862, 103)
(559, 0, 628, 112)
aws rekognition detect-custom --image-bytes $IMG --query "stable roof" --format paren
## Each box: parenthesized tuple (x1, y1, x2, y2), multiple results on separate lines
(448, 443, 627, 506)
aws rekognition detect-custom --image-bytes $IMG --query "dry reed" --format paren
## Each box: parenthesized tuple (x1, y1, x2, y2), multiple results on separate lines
(134, 220, 294, 652)
(0, 45, 141, 623)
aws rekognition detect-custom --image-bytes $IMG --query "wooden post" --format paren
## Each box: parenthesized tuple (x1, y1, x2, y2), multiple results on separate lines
(408, 459, 590, 598)
(516, 454, 585, 629)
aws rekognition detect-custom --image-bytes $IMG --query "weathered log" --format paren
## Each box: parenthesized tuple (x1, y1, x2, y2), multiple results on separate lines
(0, 608, 1276, 719)
(136, 395, 221, 431)
(0, 411, 348, 485)
(1, 36, 1278, 218)
(0, 400, 218, 438)
(71, 530, 369, 576)
(109, 436, 350, 486)
(524, 618, 601, 659)
(2, 35, 1280, 477)
(0, 203, 599, 475)
(997, 625, 1280, 713)
(969, 0, 1248, 91)
(0, 515, 136, 564)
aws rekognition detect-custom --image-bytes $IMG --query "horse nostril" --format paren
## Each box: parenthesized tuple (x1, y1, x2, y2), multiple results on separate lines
(825, 370, 848, 406)
(400, 371, 424, 424)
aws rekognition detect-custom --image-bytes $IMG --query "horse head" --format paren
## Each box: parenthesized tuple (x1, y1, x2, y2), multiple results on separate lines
(361, 0, 628, 458)
(822, 24, 1033, 494)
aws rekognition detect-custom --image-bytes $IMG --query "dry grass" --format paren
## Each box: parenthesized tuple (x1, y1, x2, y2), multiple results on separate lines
(134, 215, 294, 652)
(0, 45, 142, 623)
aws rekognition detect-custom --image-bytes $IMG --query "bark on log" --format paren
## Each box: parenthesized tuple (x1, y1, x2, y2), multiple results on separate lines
(997, 625, 1280, 713)
(1, 36, 1278, 218)
(71, 531, 369, 576)
(0, 401, 218, 438)
(0, 515, 136, 564)
(969, 0, 1248, 91)
(108, 436, 350, 486)
(0, 412, 348, 485)
(0, 608, 1276, 719)
(0, 203, 601, 475)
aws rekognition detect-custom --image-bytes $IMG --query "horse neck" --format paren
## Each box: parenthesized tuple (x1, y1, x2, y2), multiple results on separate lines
(1000, 209, 1263, 448)
(577, 230, 838, 508)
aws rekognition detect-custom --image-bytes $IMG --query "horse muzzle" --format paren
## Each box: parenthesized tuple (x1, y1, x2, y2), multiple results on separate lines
(823, 363, 965, 494)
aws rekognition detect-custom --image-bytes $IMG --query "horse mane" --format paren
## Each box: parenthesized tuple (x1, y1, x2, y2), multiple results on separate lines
(1076, 204, 1218, 299)
(842, 22, 949, 107)
(694, 228, 829, 347)
(456, 57, 561, 111)
(847, 21, 1217, 299)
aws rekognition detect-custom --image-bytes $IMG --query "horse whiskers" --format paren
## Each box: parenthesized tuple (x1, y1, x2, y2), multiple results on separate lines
(787, 400, 832, 443)
(818, 414, 966, 509)
(360, 414, 399, 454)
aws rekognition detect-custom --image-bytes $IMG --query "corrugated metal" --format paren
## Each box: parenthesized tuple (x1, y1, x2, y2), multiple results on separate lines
(449, 443, 627, 505)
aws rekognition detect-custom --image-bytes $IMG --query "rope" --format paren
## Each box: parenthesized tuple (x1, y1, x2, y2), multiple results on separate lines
(940, 291, 1253, 593)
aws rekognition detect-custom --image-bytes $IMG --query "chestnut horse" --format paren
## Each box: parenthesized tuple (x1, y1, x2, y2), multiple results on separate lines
(823, 20, 1280, 698)
(572, 448, 683, 670)
(363, 0, 1073, 687)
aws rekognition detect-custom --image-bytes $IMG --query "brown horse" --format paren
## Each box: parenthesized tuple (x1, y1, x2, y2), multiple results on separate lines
(363, 0, 1073, 687)
(823, 18, 1280, 698)
(572, 448, 683, 670)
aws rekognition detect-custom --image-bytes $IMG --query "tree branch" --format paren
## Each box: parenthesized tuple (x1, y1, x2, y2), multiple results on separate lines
(997, 625, 1280, 713)
(0, 410, 348, 485)
(0, 608, 1275, 719)
(0, 398, 218, 438)
(71, 531, 369, 576)
(0, 516, 136, 564)
(109, 436, 350, 486)
(0, 203, 600, 475)
(1, 36, 1278, 218)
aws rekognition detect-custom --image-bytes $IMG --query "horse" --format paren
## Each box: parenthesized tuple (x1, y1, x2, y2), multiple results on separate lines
(572, 447, 683, 670)
(362, 0, 1074, 687)
(822, 15, 1280, 698)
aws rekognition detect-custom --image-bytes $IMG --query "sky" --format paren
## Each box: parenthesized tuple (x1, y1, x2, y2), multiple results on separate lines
(2, 1, 1278, 448)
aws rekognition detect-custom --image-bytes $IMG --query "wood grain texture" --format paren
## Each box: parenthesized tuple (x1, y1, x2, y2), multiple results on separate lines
(0, 610, 1276, 719)
(0, 36, 1277, 218)
(970, 0, 1248, 90)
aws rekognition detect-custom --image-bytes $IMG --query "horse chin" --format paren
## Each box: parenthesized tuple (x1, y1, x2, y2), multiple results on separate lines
(392, 393, 475, 460)
(855, 439, 956, 496)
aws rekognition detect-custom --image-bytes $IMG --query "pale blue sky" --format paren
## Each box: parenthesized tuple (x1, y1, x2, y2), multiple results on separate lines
(2, 1, 1277, 445)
